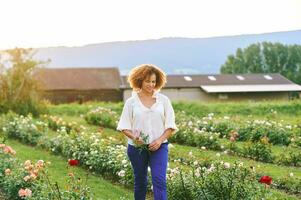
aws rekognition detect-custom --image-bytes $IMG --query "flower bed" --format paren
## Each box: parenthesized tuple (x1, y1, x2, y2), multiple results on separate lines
(0, 142, 91, 199)
(1, 114, 300, 197)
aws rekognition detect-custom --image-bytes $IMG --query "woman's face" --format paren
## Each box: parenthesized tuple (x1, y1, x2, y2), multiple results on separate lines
(141, 73, 156, 93)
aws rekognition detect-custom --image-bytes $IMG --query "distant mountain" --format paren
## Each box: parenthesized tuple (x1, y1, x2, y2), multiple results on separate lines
(34, 30, 301, 75)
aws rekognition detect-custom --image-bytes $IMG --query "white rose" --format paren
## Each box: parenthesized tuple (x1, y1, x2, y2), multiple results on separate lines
(224, 162, 230, 169)
(118, 170, 125, 177)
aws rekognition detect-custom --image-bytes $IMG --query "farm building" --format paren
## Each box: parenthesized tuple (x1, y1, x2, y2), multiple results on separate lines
(34, 67, 123, 104)
(34, 67, 301, 103)
(121, 74, 301, 102)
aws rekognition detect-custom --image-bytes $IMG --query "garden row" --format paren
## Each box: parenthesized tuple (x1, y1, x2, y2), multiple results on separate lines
(83, 106, 301, 167)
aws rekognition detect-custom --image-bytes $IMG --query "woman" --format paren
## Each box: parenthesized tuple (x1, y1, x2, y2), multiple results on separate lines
(117, 64, 177, 200)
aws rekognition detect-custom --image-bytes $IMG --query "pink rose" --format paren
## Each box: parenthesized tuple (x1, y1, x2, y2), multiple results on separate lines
(24, 160, 31, 167)
(30, 172, 37, 180)
(5, 169, 11, 175)
(3, 145, 16, 155)
(19, 189, 27, 197)
(25, 188, 32, 197)
(36, 160, 44, 168)
(18, 188, 32, 197)
(23, 175, 31, 182)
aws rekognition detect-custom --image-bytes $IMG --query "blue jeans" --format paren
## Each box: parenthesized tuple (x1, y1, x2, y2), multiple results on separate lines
(127, 143, 169, 200)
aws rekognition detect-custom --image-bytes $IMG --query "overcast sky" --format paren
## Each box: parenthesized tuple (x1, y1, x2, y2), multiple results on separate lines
(0, 0, 300, 50)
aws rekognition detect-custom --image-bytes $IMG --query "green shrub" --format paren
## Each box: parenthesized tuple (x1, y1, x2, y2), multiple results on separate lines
(84, 107, 119, 129)
(2, 114, 48, 145)
(242, 138, 274, 163)
(276, 148, 301, 167)
(167, 162, 268, 200)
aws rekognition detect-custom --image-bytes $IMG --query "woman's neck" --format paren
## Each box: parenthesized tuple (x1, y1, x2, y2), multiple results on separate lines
(139, 89, 154, 97)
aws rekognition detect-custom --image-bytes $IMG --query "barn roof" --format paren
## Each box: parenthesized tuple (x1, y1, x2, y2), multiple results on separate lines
(34, 68, 301, 93)
(121, 73, 301, 93)
(34, 67, 122, 90)
(201, 84, 301, 93)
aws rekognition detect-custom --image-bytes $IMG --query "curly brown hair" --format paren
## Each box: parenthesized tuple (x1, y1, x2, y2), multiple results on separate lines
(127, 64, 167, 91)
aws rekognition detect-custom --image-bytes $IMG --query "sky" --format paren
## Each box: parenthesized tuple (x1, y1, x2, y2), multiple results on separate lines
(0, 0, 300, 50)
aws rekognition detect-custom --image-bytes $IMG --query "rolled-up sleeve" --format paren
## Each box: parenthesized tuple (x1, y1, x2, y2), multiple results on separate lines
(164, 97, 178, 132)
(117, 100, 132, 131)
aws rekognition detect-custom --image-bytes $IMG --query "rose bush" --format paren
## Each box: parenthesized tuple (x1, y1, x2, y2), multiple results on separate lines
(0, 143, 92, 199)
(84, 107, 119, 129)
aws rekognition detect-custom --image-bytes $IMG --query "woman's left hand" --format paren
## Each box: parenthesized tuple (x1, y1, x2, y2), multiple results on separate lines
(149, 139, 163, 151)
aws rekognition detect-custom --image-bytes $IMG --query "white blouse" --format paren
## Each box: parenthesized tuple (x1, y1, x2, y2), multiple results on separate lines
(116, 90, 178, 145)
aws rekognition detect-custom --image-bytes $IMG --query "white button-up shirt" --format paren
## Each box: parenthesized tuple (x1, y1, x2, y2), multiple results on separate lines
(117, 90, 178, 145)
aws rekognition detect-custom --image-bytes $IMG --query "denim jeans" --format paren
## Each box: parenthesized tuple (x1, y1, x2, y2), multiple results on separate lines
(127, 142, 169, 200)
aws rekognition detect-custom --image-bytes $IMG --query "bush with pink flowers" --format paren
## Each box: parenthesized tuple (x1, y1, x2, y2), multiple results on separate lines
(0, 142, 92, 199)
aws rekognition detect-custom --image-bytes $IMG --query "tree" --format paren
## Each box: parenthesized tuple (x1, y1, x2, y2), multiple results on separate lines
(220, 42, 301, 85)
(0, 48, 49, 116)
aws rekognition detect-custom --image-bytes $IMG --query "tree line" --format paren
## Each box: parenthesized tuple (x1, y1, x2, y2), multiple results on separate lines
(221, 42, 301, 85)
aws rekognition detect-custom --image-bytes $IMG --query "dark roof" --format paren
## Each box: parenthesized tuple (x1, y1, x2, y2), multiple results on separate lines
(121, 73, 296, 89)
(34, 67, 122, 90)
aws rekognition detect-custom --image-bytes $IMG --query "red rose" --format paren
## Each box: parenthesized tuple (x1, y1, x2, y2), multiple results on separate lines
(259, 176, 272, 185)
(68, 159, 79, 166)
